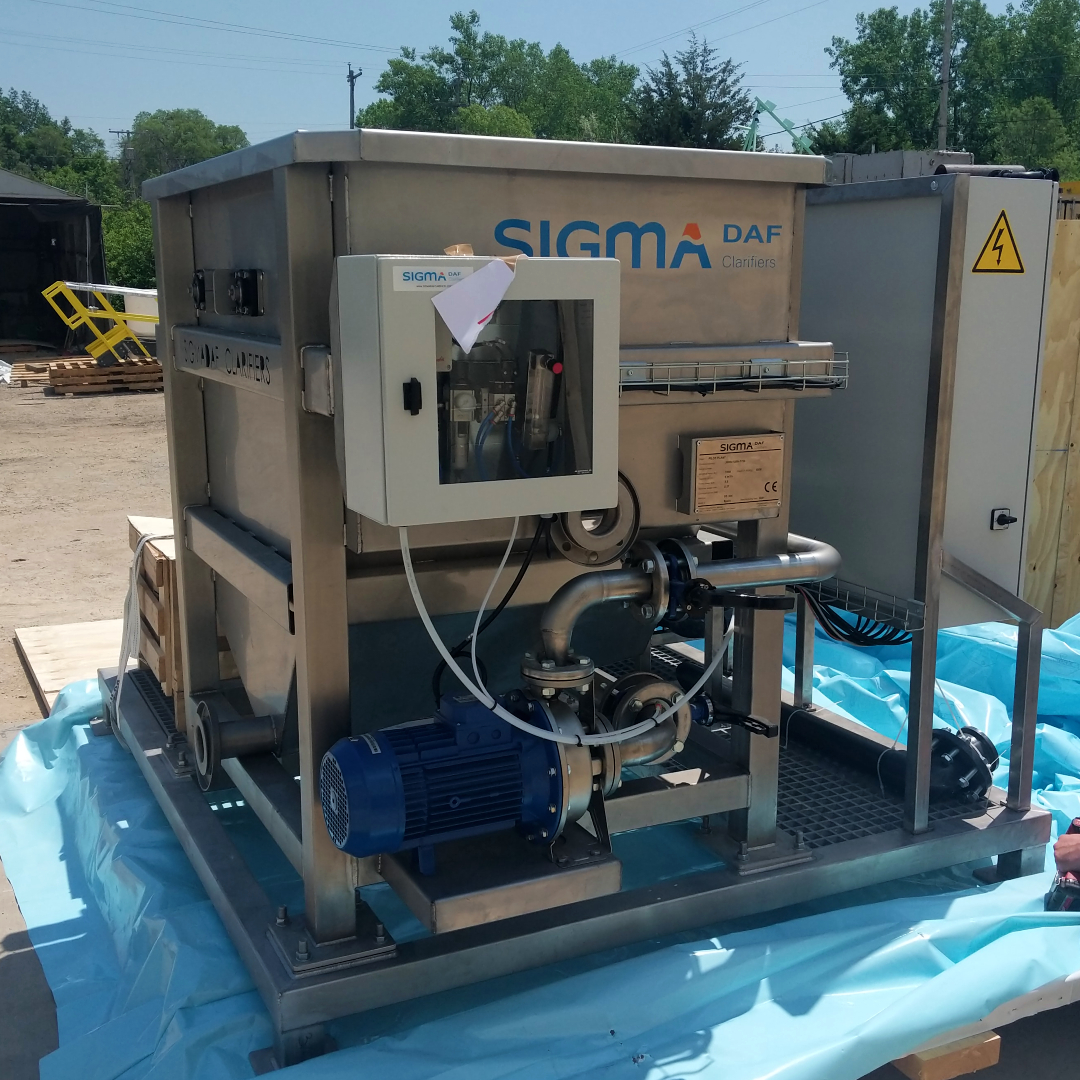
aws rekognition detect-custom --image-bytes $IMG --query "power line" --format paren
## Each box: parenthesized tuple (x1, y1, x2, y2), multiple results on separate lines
(617, 0, 779, 57)
(0, 33, 344, 76)
(619, 0, 832, 59)
(709, 0, 832, 44)
(21, 0, 398, 53)
(0, 27, 343, 69)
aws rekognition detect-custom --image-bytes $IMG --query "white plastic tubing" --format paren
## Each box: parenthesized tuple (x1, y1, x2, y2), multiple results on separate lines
(399, 525, 725, 747)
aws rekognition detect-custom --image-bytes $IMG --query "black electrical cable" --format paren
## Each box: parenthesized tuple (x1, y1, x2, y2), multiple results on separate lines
(431, 517, 551, 703)
(795, 585, 913, 647)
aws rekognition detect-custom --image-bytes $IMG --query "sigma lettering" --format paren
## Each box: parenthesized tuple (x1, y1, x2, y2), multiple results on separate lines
(493, 219, 783, 267)
(401, 270, 448, 282)
(557, 221, 600, 258)
(605, 222, 665, 269)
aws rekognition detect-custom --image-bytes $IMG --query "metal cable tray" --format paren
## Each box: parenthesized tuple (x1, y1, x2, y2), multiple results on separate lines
(619, 351, 849, 395)
(802, 578, 925, 633)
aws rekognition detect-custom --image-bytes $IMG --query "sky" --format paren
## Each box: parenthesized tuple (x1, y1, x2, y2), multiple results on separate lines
(2, 0, 1016, 154)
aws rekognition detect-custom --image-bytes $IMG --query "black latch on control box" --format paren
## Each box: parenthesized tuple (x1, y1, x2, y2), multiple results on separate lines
(402, 378, 423, 415)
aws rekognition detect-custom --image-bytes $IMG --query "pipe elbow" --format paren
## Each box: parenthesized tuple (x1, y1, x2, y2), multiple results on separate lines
(540, 568, 652, 664)
(789, 534, 841, 582)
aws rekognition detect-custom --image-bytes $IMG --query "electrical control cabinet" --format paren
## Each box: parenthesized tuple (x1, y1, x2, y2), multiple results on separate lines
(793, 174, 1057, 626)
(331, 255, 621, 526)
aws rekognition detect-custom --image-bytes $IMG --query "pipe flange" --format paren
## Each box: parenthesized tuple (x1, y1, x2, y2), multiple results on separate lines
(623, 540, 670, 627)
(528, 699, 593, 836)
(604, 672, 691, 763)
(591, 715, 623, 797)
(191, 699, 220, 792)
(521, 652, 596, 698)
(549, 473, 640, 566)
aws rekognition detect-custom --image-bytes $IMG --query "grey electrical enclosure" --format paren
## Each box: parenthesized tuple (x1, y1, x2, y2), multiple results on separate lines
(793, 174, 1057, 627)
(331, 254, 621, 525)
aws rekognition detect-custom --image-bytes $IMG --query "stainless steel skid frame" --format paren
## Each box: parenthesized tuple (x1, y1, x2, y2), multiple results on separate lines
(134, 131, 1051, 1067)
(110, 664, 1048, 1068)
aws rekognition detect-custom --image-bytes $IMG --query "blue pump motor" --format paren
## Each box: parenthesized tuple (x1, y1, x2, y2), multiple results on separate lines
(320, 694, 572, 860)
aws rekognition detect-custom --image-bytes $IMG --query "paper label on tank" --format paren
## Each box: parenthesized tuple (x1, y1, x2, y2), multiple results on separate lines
(360, 733, 381, 754)
(393, 266, 473, 291)
(691, 434, 784, 514)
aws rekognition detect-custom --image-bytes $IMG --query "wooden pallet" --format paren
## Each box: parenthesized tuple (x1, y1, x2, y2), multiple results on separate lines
(14, 619, 126, 715)
(8, 360, 55, 386)
(128, 516, 238, 730)
(49, 357, 162, 395)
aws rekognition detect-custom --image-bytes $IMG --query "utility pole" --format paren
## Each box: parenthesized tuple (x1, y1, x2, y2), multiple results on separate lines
(937, 0, 954, 151)
(110, 129, 135, 192)
(347, 63, 362, 129)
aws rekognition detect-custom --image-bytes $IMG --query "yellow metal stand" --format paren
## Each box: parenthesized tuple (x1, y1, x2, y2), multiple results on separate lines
(42, 281, 156, 363)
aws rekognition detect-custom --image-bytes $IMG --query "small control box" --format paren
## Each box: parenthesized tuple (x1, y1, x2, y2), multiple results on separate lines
(330, 255, 621, 526)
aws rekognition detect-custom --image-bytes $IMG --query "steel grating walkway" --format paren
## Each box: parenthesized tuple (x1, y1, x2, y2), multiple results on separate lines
(609, 646, 990, 849)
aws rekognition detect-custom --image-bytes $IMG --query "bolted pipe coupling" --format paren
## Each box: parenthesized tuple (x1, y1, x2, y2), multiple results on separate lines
(190, 694, 284, 792)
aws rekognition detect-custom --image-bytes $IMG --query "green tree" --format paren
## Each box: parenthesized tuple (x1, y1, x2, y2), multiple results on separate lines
(0, 89, 123, 203)
(0, 89, 250, 286)
(993, 95, 1080, 174)
(453, 103, 534, 137)
(129, 108, 248, 187)
(357, 10, 639, 143)
(103, 200, 157, 288)
(813, 0, 1080, 164)
(814, 3, 945, 154)
(634, 35, 754, 149)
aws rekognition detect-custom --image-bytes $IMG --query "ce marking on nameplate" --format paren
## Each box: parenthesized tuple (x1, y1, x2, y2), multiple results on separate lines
(971, 209, 1024, 274)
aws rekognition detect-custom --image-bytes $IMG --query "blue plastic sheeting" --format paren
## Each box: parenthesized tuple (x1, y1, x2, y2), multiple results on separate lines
(0, 614, 1077, 1079)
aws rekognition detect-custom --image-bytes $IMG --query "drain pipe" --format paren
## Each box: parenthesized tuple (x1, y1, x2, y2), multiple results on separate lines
(539, 532, 840, 664)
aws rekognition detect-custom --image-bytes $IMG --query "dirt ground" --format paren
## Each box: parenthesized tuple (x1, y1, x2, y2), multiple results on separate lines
(0, 383, 172, 734)
(0, 381, 172, 1079)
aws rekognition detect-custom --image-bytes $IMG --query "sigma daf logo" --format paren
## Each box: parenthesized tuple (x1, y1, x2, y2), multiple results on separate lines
(717, 440, 758, 452)
(393, 266, 473, 291)
(494, 219, 783, 269)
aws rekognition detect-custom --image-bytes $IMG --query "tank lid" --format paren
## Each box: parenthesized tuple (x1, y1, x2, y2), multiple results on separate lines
(142, 128, 826, 200)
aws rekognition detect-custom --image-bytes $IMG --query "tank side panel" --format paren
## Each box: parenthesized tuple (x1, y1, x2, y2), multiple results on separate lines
(346, 162, 797, 347)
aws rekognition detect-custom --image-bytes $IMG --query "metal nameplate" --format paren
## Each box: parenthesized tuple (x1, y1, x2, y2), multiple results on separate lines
(680, 432, 785, 519)
(172, 325, 283, 400)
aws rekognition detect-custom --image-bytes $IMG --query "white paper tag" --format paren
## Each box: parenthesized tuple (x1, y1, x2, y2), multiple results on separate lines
(431, 259, 517, 353)
(360, 732, 381, 754)
(393, 266, 472, 292)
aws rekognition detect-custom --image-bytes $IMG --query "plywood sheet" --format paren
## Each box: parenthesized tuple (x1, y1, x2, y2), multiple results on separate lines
(1027, 221, 1080, 626)
(1025, 448, 1068, 614)
(14, 619, 125, 714)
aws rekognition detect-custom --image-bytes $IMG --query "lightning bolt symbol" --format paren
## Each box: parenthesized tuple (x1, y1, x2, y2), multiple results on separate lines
(992, 228, 1005, 265)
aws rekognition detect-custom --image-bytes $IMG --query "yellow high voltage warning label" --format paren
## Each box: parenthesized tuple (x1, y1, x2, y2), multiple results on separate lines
(971, 209, 1024, 274)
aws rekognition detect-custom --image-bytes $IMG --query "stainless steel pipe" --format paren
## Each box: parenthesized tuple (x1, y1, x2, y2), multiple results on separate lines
(539, 532, 840, 663)
(540, 568, 654, 664)
(695, 532, 841, 592)
(617, 720, 679, 768)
